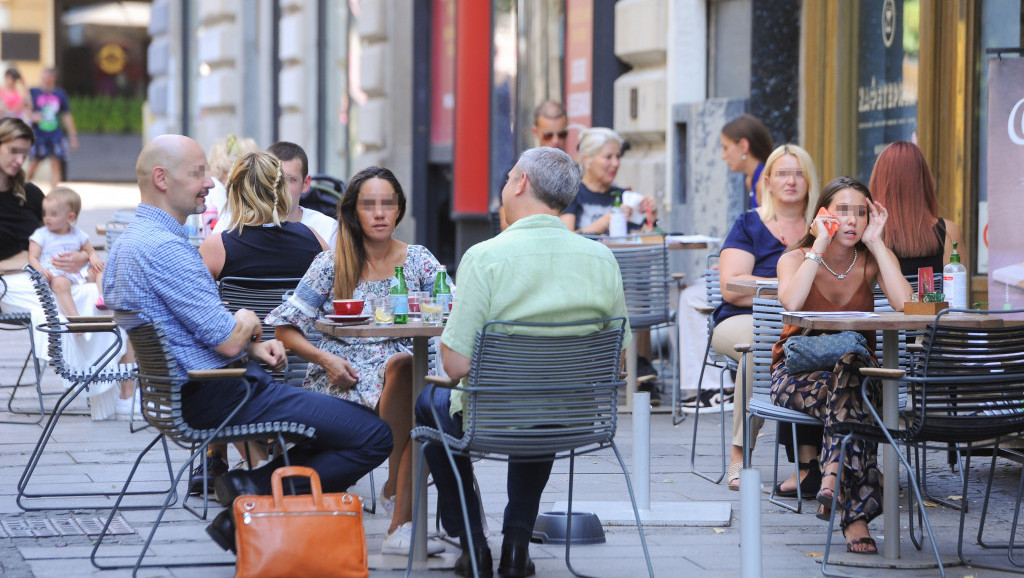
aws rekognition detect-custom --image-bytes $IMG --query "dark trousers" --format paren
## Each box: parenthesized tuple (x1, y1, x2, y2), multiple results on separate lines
(415, 386, 554, 545)
(184, 361, 393, 493)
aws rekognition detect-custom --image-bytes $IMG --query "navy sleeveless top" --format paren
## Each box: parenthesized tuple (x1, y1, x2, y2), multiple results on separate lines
(219, 221, 323, 283)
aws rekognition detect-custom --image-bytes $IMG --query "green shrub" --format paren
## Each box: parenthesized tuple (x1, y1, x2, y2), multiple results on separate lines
(68, 95, 145, 135)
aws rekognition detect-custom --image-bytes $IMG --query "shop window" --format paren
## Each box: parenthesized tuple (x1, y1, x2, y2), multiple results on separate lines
(974, 0, 1023, 276)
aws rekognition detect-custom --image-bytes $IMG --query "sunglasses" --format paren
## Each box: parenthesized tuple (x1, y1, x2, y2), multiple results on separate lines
(541, 130, 569, 140)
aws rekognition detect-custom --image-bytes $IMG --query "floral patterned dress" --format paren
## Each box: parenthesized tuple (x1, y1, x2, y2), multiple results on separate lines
(265, 245, 449, 409)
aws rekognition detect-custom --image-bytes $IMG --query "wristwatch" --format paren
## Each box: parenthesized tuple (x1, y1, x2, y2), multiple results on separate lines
(804, 251, 823, 265)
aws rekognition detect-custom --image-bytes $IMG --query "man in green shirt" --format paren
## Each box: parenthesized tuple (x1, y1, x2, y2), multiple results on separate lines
(415, 146, 631, 577)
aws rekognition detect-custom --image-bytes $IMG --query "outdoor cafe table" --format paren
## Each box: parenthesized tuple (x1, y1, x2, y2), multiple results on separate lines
(314, 319, 444, 567)
(598, 236, 711, 412)
(780, 310, 1005, 562)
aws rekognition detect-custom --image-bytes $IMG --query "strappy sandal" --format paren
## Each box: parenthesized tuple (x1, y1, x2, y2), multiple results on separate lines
(773, 459, 821, 498)
(845, 536, 878, 555)
(814, 471, 837, 521)
(727, 462, 742, 491)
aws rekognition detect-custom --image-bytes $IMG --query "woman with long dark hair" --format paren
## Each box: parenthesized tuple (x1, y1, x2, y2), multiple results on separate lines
(771, 177, 910, 554)
(268, 166, 448, 555)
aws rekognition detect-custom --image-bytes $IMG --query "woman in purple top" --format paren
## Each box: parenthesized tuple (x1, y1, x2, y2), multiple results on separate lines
(720, 114, 774, 210)
(714, 144, 820, 491)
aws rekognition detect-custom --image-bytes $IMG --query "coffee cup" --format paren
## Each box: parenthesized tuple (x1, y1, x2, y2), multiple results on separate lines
(333, 299, 365, 316)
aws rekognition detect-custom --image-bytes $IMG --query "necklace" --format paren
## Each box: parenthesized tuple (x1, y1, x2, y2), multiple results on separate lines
(772, 216, 788, 246)
(821, 248, 858, 280)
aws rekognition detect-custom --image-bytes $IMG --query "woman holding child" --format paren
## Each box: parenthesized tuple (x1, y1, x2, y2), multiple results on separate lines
(771, 176, 911, 554)
(267, 166, 448, 555)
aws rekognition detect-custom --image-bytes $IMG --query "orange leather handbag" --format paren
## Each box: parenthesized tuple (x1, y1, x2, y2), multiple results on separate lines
(233, 465, 368, 578)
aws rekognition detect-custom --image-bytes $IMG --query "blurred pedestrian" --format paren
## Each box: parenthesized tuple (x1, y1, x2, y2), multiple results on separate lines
(1, 68, 30, 120)
(26, 68, 78, 191)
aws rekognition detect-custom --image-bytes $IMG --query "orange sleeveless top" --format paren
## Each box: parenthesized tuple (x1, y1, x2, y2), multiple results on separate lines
(771, 260, 877, 369)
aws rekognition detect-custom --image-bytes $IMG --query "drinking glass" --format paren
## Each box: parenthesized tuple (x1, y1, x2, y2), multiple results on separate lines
(408, 290, 428, 320)
(419, 296, 444, 326)
(371, 296, 396, 325)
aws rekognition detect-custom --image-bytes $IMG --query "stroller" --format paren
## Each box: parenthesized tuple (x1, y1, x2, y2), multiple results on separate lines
(302, 174, 345, 217)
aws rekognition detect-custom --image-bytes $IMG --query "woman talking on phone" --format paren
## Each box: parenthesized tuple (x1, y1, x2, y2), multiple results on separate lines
(770, 176, 910, 555)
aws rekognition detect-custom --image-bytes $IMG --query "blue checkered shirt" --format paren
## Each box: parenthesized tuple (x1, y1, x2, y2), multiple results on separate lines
(103, 204, 240, 378)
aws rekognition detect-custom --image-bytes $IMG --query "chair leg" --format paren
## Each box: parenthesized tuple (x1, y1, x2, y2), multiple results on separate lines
(766, 422, 803, 514)
(823, 432, 946, 578)
(17, 379, 173, 511)
(610, 442, 655, 578)
(406, 437, 479, 578)
(91, 435, 232, 574)
(364, 469, 377, 514)
(689, 342, 727, 484)
(0, 336, 45, 424)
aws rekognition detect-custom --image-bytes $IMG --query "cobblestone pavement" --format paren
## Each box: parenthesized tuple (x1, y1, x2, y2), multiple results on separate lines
(2, 184, 1024, 576)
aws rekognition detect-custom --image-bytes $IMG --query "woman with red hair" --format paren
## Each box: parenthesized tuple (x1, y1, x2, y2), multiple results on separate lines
(868, 141, 965, 275)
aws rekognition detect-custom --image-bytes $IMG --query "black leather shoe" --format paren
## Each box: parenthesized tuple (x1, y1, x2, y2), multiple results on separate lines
(205, 509, 236, 553)
(454, 542, 493, 577)
(214, 469, 264, 507)
(188, 450, 228, 496)
(497, 539, 535, 577)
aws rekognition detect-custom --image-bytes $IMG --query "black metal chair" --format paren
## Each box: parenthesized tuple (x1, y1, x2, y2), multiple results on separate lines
(0, 273, 45, 424)
(406, 318, 653, 578)
(217, 276, 379, 513)
(17, 267, 144, 511)
(90, 315, 318, 576)
(610, 244, 680, 411)
(687, 254, 738, 483)
(821, 308, 1024, 577)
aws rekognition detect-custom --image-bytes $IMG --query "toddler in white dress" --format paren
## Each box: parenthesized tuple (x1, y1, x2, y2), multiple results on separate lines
(27, 186, 104, 317)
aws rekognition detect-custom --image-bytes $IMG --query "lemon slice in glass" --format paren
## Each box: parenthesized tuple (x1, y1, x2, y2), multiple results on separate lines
(374, 306, 393, 323)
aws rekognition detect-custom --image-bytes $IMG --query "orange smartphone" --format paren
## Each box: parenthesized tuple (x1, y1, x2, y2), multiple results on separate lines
(817, 207, 839, 238)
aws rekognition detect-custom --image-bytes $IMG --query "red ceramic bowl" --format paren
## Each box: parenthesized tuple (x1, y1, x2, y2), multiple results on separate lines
(333, 299, 365, 316)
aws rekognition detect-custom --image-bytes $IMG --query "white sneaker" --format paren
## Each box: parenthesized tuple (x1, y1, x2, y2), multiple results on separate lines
(114, 390, 139, 418)
(381, 522, 445, 556)
(378, 487, 396, 518)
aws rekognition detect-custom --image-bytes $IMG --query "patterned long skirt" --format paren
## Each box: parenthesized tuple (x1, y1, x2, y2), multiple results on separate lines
(769, 352, 882, 529)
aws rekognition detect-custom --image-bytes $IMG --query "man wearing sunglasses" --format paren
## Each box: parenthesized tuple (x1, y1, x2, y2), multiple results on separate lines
(531, 100, 569, 151)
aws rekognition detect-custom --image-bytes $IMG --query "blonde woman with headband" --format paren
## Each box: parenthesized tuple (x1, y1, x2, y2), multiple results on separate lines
(712, 143, 822, 492)
(560, 127, 657, 234)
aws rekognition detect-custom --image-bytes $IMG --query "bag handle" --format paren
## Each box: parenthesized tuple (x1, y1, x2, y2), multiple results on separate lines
(270, 465, 323, 507)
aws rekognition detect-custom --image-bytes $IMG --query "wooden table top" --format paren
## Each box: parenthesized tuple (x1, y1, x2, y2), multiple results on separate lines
(726, 280, 778, 296)
(781, 310, 1005, 332)
(314, 319, 445, 338)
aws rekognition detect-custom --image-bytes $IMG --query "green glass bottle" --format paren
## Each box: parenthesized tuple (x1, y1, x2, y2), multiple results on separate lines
(391, 266, 409, 324)
(432, 265, 452, 314)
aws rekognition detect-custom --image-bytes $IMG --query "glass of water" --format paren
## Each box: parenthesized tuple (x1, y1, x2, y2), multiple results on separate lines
(419, 296, 444, 326)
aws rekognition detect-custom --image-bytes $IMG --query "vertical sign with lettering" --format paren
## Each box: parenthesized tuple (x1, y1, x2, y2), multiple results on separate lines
(986, 57, 1024, 311)
(855, 0, 919, 182)
(564, 0, 593, 157)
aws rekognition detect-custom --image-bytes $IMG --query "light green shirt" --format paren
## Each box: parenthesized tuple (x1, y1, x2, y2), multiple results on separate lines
(442, 213, 632, 418)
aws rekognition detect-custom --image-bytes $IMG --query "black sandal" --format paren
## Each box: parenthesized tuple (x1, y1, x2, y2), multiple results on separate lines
(845, 536, 878, 555)
(814, 471, 837, 521)
(773, 459, 821, 498)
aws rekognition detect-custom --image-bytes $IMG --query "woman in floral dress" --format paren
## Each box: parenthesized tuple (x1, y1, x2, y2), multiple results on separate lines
(267, 166, 449, 555)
